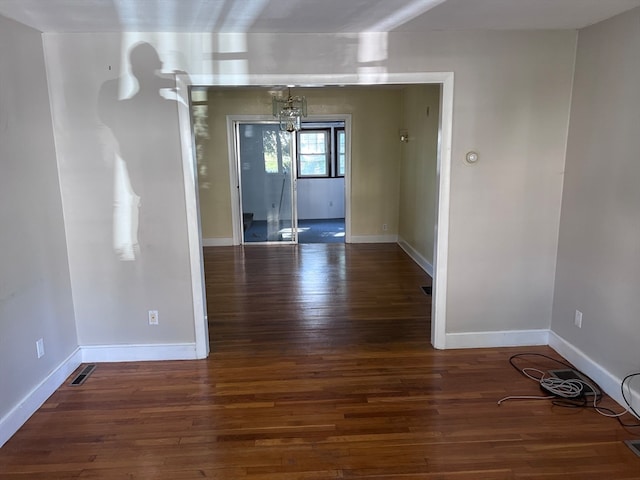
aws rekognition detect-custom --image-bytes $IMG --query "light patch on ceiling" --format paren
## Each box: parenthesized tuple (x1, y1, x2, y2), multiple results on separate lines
(365, 0, 447, 32)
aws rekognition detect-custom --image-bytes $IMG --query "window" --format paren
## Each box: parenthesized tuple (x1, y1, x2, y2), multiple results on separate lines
(296, 121, 346, 179)
(298, 130, 329, 177)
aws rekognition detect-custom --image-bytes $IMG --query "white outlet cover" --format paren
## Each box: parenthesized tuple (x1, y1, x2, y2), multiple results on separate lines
(36, 338, 45, 358)
(574, 310, 583, 328)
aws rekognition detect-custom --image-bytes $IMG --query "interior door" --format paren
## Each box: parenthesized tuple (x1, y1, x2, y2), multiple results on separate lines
(236, 122, 297, 243)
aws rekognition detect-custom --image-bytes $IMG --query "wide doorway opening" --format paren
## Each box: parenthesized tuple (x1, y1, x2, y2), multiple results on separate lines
(232, 119, 347, 245)
(179, 75, 454, 356)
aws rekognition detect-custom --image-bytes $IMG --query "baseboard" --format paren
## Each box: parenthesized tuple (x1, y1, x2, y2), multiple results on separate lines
(398, 238, 433, 277)
(549, 331, 639, 417)
(0, 347, 82, 448)
(445, 329, 550, 349)
(81, 343, 198, 362)
(349, 234, 398, 244)
(202, 237, 234, 247)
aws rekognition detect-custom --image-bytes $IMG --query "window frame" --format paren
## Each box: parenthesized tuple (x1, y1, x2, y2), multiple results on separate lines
(335, 127, 346, 178)
(296, 122, 345, 179)
(296, 128, 331, 178)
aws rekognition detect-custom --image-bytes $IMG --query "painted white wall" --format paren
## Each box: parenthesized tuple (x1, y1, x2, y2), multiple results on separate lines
(41, 28, 576, 344)
(552, 8, 640, 384)
(297, 178, 345, 220)
(42, 34, 195, 346)
(0, 15, 77, 437)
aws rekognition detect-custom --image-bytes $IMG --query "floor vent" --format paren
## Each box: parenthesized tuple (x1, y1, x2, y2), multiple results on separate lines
(625, 440, 640, 458)
(70, 364, 96, 386)
(421, 286, 432, 296)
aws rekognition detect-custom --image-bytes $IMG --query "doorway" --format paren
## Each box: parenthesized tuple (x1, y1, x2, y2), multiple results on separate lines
(235, 122, 296, 243)
(178, 74, 454, 356)
(295, 121, 346, 244)
(229, 115, 351, 246)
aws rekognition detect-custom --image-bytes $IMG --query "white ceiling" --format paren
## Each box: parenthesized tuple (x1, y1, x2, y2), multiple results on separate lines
(0, 0, 639, 33)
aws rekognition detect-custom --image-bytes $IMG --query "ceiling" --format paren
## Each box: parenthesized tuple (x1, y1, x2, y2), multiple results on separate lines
(0, 0, 639, 33)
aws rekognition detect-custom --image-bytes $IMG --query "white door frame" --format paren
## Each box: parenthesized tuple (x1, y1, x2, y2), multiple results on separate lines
(177, 72, 453, 355)
(226, 114, 352, 245)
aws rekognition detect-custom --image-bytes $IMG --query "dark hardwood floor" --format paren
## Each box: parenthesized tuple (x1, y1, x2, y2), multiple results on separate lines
(0, 244, 638, 479)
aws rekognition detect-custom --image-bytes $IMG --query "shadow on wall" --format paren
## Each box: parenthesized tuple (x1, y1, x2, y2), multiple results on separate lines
(97, 42, 188, 268)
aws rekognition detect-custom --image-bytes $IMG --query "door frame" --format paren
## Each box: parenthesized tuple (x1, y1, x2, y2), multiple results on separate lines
(177, 72, 453, 357)
(227, 116, 298, 245)
(226, 114, 352, 245)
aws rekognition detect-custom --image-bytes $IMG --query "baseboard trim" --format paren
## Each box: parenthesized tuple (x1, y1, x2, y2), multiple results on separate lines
(0, 347, 82, 448)
(445, 329, 550, 349)
(350, 234, 398, 244)
(80, 343, 198, 363)
(548, 331, 639, 417)
(398, 238, 433, 277)
(202, 237, 234, 247)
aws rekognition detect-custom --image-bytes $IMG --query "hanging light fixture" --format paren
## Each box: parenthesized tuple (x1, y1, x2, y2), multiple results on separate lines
(272, 87, 307, 132)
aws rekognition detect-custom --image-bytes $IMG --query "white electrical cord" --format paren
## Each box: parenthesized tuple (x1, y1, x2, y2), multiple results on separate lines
(497, 395, 554, 405)
(498, 366, 632, 419)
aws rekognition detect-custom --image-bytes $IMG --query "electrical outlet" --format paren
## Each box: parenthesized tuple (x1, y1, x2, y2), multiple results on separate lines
(36, 338, 45, 358)
(382, 224, 388, 231)
(574, 310, 583, 328)
(148, 310, 159, 325)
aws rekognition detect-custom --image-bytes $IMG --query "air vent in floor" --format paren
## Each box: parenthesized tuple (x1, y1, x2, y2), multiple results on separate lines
(625, 440, 640, 458)
(70, 364, 96, 386)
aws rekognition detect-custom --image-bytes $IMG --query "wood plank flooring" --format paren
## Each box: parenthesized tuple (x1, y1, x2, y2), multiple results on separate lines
(1, 244, 638, 479)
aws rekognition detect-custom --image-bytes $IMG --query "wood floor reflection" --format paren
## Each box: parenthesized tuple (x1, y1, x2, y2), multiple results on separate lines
(205, 244, 432, 353)
(0, 244, 638, 479)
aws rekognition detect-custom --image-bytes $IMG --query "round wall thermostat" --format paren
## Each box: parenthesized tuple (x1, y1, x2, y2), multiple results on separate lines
(465, 151, 479, 164)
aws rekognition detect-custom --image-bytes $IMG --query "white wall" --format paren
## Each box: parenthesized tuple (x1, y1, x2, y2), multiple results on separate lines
(552, 8, 640, 384)
(43, 35, 196, 348)
(0, 15, 77, 444)
(297, 178, 345, 220)
(41, 28, 576, 344)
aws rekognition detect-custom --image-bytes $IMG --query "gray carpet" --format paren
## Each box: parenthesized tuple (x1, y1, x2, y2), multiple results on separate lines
(244, 218, 345, 243)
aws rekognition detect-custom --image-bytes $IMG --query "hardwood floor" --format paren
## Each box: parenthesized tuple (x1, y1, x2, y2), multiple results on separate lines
(1, 244, 638, 479)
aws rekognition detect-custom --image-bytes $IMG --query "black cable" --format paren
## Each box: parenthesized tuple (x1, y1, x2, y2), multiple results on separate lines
(621, 372, 640, 419)
(510, 353, 583, 378)
(509, 353, 601, 397)
(552, 396, 640, 428)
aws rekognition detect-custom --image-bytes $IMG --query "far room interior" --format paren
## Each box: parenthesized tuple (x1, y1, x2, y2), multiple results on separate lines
(193, 85, 441, 253)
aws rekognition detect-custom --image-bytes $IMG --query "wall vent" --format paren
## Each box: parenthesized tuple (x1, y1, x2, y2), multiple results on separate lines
(70, 364, 96, 386)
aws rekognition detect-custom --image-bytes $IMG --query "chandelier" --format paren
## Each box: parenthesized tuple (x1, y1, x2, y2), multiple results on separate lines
(272, 87, 307, 132)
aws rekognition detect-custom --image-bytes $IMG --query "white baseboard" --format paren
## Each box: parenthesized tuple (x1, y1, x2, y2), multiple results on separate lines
(80, 343, 198, 362)
(548, 331, 639, 416)
(349, 234, 398, 244)
(0, 347, 82, 448)
(445, 329, 550, 349)
(398, 238, 433, 277)
(0, 343, 198, 447)
(202, 237, 234, 247)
